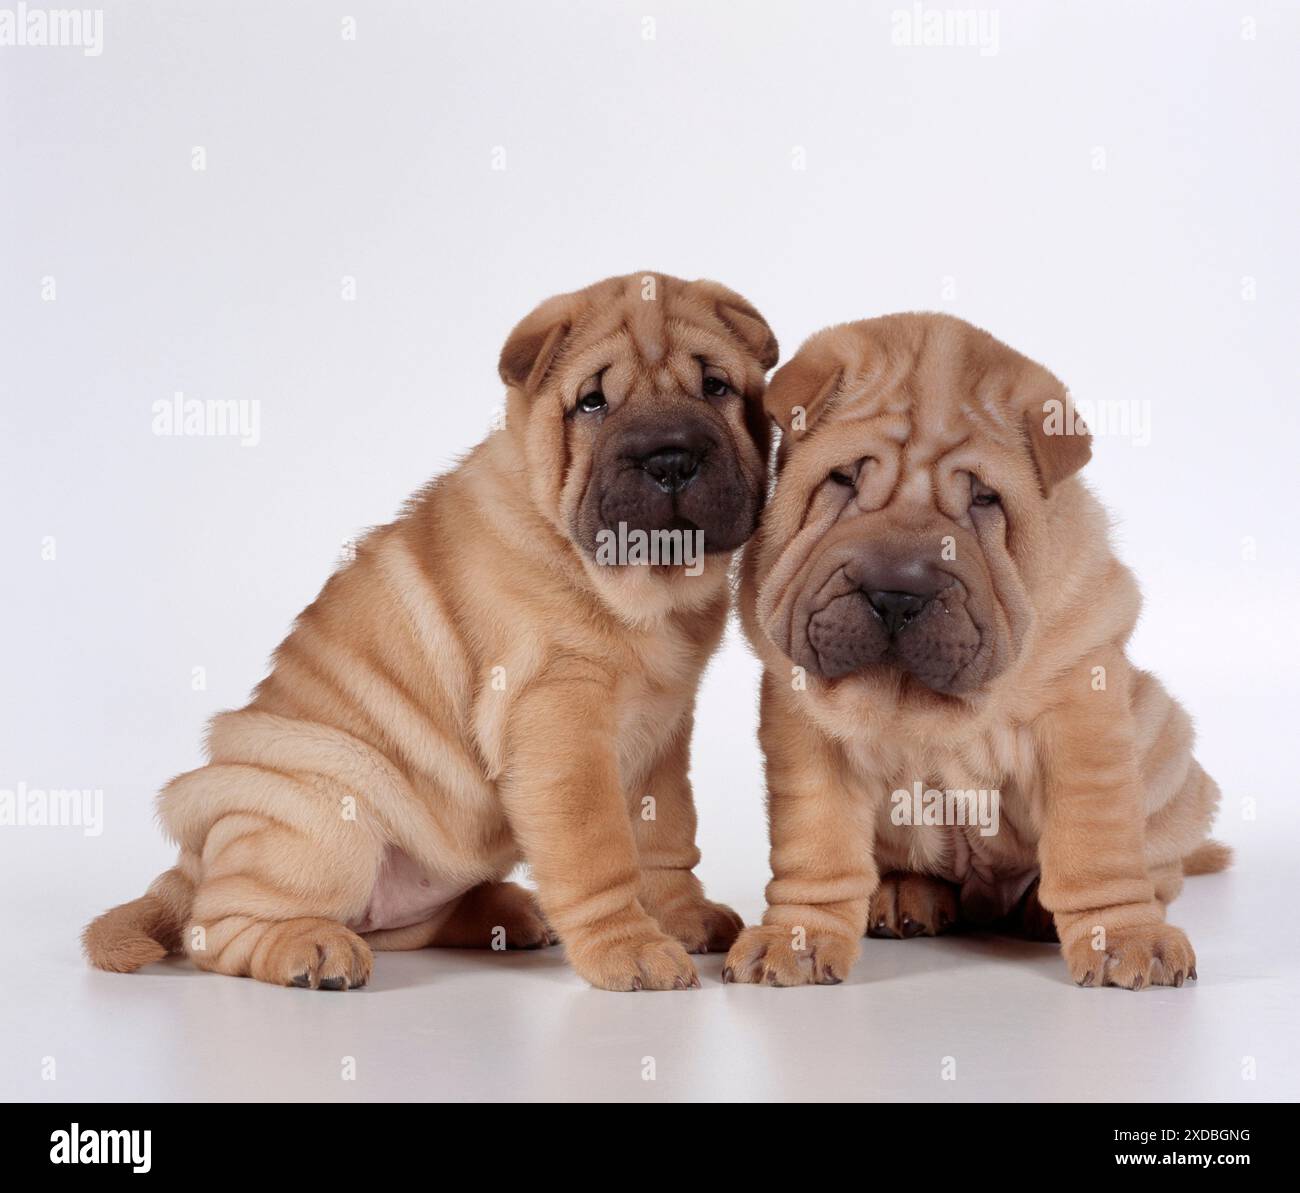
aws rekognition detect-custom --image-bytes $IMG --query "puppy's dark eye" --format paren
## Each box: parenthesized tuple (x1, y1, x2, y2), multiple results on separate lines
(971, 479, 1000, 507)
(702, 376, 731, 398)
(829, 470, 856, 488)
(576, 392, 607, 414)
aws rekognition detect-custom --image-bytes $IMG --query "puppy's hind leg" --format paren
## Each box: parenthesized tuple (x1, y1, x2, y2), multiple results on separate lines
(1002, 876, 1059, 942)
(365, 881, 557, 952)
(867, 872, 960, 939)
(1149, 862, 1185, 908)
(427, 881, 557, 950)
(176, 767, 385, 990)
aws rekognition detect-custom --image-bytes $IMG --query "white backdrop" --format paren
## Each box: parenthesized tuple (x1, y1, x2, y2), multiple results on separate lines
(2, 1, 1298, 1102)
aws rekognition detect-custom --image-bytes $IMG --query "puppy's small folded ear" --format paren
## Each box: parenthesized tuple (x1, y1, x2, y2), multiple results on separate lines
(715, 296, 779, 372)
(763, 332, 846, 436)
(498, 294, 574, 393)
(689, 280, 779, 372)
(1021, 387, 1092, 495)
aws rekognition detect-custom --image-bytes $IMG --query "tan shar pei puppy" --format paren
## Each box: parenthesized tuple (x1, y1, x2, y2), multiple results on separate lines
(86, 272, 778, 991)
(724, 314, 1227, 990)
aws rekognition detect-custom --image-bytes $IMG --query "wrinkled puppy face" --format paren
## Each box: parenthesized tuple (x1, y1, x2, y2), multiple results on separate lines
(499, 273, 777, 569)
(752, 314, 1091, 700)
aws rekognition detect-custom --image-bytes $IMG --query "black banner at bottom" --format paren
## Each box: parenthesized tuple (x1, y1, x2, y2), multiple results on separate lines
(3, 1102, 1284, 1178)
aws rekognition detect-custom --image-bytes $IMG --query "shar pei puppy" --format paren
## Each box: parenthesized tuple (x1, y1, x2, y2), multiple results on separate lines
(724, 313, 1227, 990)
(85, 272, 778, 992)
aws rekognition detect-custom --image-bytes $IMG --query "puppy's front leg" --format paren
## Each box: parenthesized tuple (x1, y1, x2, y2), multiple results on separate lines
(501, 663, 698, 991)
(634, 713, 744, 954)
(724, 677, 877, 986)
(1035, 652, 1196, 990)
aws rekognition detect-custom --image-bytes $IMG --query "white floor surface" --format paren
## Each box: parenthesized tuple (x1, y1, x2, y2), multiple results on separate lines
(5, 861, 1293, 1103)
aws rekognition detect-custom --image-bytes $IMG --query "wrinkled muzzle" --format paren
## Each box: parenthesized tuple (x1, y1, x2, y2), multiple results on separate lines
(576, 413, 761, 560)
(770, 540, 997, 696)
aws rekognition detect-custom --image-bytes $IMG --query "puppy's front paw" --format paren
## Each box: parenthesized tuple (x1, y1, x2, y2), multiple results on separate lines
(652, 897, 745, 954)
(1062, 921, 1197, 990)
(568, 930, 700, 991)
(723, 923, 859, 987)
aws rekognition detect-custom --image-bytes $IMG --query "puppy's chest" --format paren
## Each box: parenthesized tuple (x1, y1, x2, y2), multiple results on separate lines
(845, 712, 1035, 789)
(943, 722, 1038, 791)
(854, 720, 1042, 900)
(848, 718, 1039, 840)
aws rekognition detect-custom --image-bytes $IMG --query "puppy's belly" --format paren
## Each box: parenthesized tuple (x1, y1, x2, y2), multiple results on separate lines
(347, 845, 471, 934)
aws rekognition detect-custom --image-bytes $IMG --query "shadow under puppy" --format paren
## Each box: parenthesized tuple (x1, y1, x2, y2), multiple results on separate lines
(85, 272, 778, 991)
(725, 313, 1227, 990)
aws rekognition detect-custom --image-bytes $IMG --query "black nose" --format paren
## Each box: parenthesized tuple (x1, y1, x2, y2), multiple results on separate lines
(866, 590, 929, 636)
(640, 446, 701, 493)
